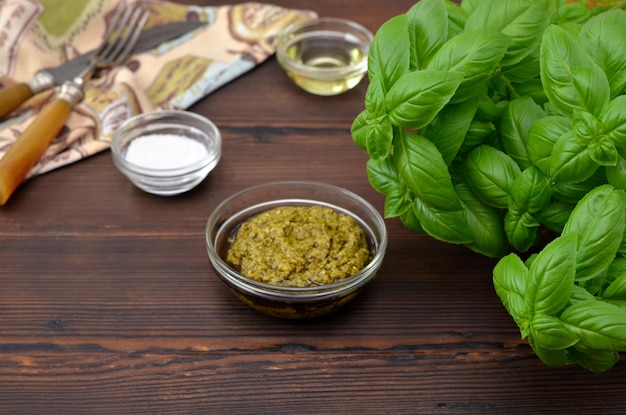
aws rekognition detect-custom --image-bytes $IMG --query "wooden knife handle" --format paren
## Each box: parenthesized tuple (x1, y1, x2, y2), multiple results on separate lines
(0, 98, 72, 205)
(0, 82, 35, 118)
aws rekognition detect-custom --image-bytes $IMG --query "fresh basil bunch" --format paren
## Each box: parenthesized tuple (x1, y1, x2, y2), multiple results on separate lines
(495, 185, 626, 372)
(352, 0, 626, 372)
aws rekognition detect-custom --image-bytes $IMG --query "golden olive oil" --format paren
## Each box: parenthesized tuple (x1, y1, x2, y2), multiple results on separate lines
(282, 32, 368, 96)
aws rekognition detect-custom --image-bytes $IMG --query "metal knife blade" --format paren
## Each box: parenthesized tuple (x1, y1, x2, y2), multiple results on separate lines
(0, 20, 205, 118)
(46, 21, 205, 83)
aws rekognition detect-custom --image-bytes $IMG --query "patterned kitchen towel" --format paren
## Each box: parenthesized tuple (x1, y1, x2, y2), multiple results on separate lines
(0, 0, 315, 178)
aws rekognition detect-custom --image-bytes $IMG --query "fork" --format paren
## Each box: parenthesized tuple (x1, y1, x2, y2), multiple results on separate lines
(0, 2, 149, 205)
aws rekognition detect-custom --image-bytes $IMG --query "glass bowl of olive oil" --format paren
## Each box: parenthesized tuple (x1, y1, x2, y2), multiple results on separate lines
(276, 17, 373, 96)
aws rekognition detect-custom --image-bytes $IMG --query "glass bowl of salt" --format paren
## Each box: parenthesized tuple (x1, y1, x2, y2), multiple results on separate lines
(111, 110, 221, 196)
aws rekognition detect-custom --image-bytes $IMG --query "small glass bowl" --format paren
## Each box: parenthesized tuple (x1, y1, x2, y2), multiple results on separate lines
(111, 110, 221, 196)
(205, 181, 387, 319)
(276, 17, 373, 96)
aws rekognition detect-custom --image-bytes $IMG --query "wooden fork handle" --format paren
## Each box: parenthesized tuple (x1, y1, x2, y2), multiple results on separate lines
(0, 98, 72, 205)
(0, 82, 35, 118)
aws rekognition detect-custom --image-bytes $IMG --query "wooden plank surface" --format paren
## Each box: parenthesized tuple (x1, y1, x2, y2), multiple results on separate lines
(1, 0, 625, 414)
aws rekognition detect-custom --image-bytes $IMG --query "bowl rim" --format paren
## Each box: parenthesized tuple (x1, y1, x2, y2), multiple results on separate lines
(111, 109, 222, 176)
(276, 17, 373, 79)
(205, 180, 388, 297)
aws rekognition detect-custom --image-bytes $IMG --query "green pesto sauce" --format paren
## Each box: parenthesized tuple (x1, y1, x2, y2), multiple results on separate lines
(226, 205, 371, 287)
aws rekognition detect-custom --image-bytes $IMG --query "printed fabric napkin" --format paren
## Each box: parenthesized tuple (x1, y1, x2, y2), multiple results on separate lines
(0, 0, 315, 178)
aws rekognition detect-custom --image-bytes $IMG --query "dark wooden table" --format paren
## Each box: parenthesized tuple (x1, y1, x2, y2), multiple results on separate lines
(1, 1, 625, 413)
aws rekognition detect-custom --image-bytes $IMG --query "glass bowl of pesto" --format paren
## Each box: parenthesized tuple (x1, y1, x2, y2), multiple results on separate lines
(111, 110, 221, 196)
(205, 181, 387, 319)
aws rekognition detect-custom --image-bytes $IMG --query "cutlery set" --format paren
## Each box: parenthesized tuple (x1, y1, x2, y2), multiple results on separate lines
(0, 1, 203, 205)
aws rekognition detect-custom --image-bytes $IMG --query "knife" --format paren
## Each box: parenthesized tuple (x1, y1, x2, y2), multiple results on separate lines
(0, 20, 205, 119)
(0, 19, 205, 205)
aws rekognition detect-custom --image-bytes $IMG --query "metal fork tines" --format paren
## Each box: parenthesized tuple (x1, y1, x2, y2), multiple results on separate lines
(61, 2, 150, 104)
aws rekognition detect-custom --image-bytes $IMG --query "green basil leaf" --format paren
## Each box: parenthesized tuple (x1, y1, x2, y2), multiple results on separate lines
(524, 253, 538, 270)
(561, 300, 626, 351)
(399, 204, 424, 233)
(364, 74, 387, 120)
(588, 135, 618, 167)
(500, 96, 546, 169)
(519, 210, 540, 228)
(384, 186, 413, 218)
(365, 117, 394, 160)
(540, 25, 610, 117)
(527, 115, 570, 175)
(531, 313, 579, 350)
(386, 70, 463, 130)
(549, 131, 598, 184)
(366, 157, 401, 195)
(465, 0, 553, 66)
(579, 9, 626, 99)
(509, 166, 552, 214)
(351, 110, 369, 151)
(512, 78, 548, 106)
(366, 153, 408, 221)
(569, 285, 597, 306)
(456, 183, 507, 258)
(476, 92, 505, 122)
(412, 197, 473, 244)
(563, 184, 626, 282)
(445, 1, 468, 39)
(526, 233, 577, 315)
(551, 169, 606, 204)
(601, 300, 626, 312)
(501, 44, 540, 84)
(493, 253, 530, 329)
(427, 31, 511, 103)
(606, 257, 626, 283)
(504, 210, 540, 252)
(369, 14, 410, 92)
(606, 156, 626, 189)
(536, 202, 575, 233)
(488, 72, 508, 102)
(570, 345, 620, 374)
(422, 98, 479, 165)
(458, 119, 496, 155)
(618, 231, 626, 258)
(601, 95, 626, 152)
(580, 275, 606, 298)
(463, 144, 522, 209)
(407, 0, 448, 70)
(572, 110, 603, 147)
(460, 0, 481, 14)
(528, 335, 572, 368)
(603, 274, 626, 302)
(393, 132, 461, 211)
(554, 1, 593, 25)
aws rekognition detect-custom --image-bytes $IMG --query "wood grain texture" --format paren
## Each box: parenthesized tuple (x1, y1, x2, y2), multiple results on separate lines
(1, 0, 625, 414)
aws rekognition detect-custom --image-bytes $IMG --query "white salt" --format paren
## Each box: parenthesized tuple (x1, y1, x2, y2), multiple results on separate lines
(124, 133, 209, 169)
